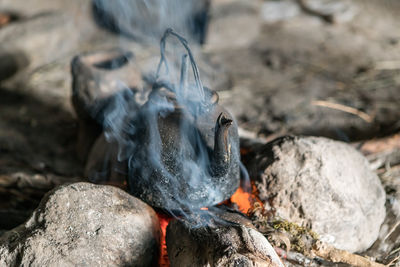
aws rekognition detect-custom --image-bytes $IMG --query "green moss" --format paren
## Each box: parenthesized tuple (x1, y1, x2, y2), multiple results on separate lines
(270, 219, 318, 253)
(271, 219, 319, 239)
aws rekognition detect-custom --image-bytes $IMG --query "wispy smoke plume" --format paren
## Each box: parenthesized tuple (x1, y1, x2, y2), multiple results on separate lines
(80, 1, 241, 218)
(92, 0, 210, 43)
(100, 29, 240, 216)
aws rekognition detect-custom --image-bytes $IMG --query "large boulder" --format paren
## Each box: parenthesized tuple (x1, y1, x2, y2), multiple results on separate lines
(247, 136, 386, 252)
(0, 182, 160, 266)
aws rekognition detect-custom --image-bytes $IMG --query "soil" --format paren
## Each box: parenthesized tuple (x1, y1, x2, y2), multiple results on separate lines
(213, 0, 400, 141)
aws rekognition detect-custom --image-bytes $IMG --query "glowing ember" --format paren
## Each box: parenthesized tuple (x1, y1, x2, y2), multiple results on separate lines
(230, 181, 263, 214)
(157, 212, 172, 267)
(230, 187, 252, 213)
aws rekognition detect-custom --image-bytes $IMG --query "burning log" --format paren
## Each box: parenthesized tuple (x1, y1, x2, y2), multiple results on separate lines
(166, 209, 285, 267)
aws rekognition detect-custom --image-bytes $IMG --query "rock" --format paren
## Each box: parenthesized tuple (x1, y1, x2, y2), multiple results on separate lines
(166, 210, 284, 267)
(0, 182, 160, 266)
(247, 136, 386, 253)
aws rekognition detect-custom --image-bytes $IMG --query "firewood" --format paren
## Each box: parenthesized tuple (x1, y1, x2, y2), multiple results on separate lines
(312, 241, 384, 267)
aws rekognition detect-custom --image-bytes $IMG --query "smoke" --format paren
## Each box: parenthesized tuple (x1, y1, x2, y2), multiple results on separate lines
(112, 31, 237, 215)
(79, 1, 241, 218)
(92, 0, 210, 44)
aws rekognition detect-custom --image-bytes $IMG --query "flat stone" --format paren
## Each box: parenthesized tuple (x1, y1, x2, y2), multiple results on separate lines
(247, 136, 386, 252)
(0, 182, 160, 266)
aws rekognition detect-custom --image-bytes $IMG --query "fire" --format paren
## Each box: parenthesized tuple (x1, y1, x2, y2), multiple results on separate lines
(155, 177, 261, 266)
(230, 186, 252, 214)
(229, 146, 263, 214)
(157, 212, 172, 267)
(230, 182, 263, 214)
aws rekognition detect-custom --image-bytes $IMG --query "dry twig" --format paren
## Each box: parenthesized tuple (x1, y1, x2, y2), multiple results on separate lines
(374, 61, 400, 70)
(275, 247, 321, 266)
(312, 100, 373, 123)
(383, 221, 400, 243)
(358, 134, 400, 155)
(312, 241, 384, 267)
(386, 254, 400, 267)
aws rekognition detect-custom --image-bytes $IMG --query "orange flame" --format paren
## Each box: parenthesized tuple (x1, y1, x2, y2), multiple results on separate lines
(230, 186, 252, 213)
(157, 212, 172, 267)
(230, 181, 263, 214)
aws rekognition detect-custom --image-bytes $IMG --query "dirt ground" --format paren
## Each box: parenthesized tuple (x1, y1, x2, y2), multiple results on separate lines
(213, 0, 400, 141)
(0, 0, 399, 265)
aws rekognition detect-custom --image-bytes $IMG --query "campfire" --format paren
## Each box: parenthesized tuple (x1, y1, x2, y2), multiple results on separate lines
(1, 1, 400, 267)
(69, 29, 387, 267)
(72, 28, 267, 265)
(67, 29, 396, 266)
(157, 179, 257, 266)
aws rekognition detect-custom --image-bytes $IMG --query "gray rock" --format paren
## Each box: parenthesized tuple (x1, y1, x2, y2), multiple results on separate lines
(166, 212, 284, 267)
(247, 136, 386, 253)
(0, 182, 160, 266)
